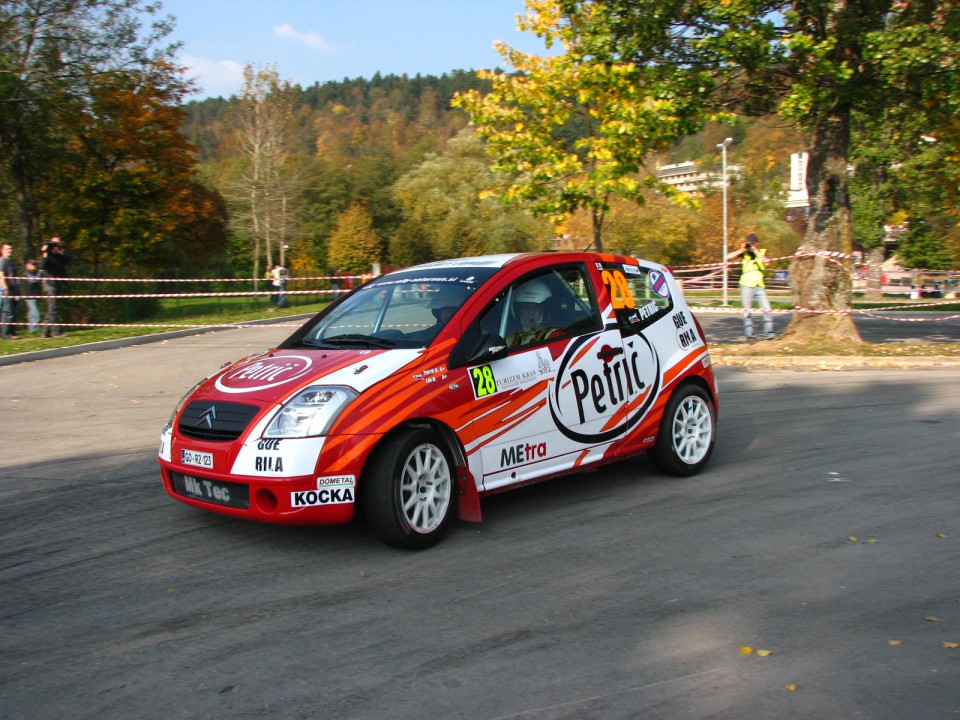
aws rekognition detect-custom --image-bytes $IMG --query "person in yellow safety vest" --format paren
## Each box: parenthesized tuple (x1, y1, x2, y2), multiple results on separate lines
(727, 233, 774, 341)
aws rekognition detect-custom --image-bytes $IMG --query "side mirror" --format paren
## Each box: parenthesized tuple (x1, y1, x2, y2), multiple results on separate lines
(468, 337, 508, 364)
(449, 325, 510, 369)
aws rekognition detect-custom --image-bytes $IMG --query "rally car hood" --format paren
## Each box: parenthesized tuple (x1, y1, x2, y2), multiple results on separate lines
(197, 347, 426, 405)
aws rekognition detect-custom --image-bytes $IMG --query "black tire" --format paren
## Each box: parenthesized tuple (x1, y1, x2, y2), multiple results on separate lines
(362, 427, 456, 549)
(650, 384, 716, 476)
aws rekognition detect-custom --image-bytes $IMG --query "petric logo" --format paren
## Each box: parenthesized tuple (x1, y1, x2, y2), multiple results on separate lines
(215, 354, 314, 394)
(548, 333, 660, 443)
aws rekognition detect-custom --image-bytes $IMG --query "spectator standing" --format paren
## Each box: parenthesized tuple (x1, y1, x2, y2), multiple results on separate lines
(23, 258, 41, 332)
(40, 237, 70, 337)
(270, 264, 289, 309)
(1, 243, 20, 339)
(727, 233, 774, 341)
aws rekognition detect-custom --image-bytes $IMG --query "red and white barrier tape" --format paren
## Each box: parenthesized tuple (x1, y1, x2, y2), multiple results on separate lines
(3, 321, 308, 330)
(672, 250, 855, 272)
(691, 304, 960, 322)
(7, 289, 346, 300)
(6, 273, 371, 284)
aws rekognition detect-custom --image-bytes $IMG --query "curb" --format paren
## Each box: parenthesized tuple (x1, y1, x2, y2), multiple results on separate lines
(712, 355, 960, 369)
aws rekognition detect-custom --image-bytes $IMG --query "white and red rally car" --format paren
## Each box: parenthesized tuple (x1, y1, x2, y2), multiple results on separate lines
(159, 252, 718, 548)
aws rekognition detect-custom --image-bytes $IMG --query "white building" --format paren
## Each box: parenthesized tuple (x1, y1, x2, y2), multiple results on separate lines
(785, 152, 809, 208)
(656, 161, 743, 193)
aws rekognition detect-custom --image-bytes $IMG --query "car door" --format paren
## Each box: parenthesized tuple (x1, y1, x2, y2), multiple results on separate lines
(456, 263, 635, 492)
(595, 259, 681, 454)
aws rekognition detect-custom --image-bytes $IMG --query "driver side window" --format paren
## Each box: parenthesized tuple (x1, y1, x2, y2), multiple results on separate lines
(479, 265, 601, 352)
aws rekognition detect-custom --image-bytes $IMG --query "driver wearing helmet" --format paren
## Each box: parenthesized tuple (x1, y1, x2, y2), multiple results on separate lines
(507, 279, 561, 347)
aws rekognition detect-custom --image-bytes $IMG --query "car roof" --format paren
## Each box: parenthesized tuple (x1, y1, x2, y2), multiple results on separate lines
(403, 251, 654, 274)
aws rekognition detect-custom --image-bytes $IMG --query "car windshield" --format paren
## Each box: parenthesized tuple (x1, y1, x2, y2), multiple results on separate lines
(299, 267, 496, 349)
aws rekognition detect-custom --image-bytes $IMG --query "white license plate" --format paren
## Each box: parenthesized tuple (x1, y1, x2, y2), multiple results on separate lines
(181, 449, 214, 469)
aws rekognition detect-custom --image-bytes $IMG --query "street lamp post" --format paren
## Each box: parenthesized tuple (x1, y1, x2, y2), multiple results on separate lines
(718, 137, 733, 306)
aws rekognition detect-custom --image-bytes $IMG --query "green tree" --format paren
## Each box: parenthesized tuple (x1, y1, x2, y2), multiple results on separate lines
(327, 203, 383, 275)
(852, 117, 960, 269)
(454, 19, 705, 253)
(0, 0, 178, 252)
(392, 129, 552, 260)
(456, 0, 960, 341)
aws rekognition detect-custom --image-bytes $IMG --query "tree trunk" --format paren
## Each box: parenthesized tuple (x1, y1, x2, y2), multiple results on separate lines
(785, 108, 862, 343)
(591, 207, 604, 253)
(11, 138, 36, 254)
(864, 247, 884, 301)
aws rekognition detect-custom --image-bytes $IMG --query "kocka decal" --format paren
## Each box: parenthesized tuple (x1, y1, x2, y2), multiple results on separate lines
(549, 334, 660, 443)
(215, 354, 314, 394)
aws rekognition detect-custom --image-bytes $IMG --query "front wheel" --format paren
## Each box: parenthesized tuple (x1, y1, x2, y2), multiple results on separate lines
(362, 427, 456, 549)
(650, 384, 716, 476)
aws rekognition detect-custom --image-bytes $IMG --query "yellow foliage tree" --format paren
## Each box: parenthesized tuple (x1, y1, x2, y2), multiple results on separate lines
(327, 203, 383, 275)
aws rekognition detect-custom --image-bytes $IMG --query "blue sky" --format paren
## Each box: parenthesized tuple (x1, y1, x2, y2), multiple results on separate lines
(159, 0, 545, 99)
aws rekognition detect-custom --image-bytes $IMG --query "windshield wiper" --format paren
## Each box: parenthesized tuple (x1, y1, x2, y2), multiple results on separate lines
(297, 338, 338, 349)
(320, 333, 397, 348)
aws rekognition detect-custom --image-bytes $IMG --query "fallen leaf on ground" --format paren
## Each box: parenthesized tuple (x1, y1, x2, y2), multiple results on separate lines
(785, 684, 799, 692)
(925, 616, 942, 623)
(757, 649, 773, 657)
(740, 646, 754, 655)
(888, 640, 902, 646)
(943, 642, 960, 650)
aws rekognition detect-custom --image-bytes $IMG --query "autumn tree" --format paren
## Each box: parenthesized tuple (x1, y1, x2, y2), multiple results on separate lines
(0, 0, 178, 252)
(327, 203, 383, 276)
(456, 0, 960, 342)
(227, 64, 300, 283)
(43, 66, 227, 277)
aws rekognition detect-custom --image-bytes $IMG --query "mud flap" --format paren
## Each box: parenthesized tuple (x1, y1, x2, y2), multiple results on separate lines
(456, 466, 482, 522)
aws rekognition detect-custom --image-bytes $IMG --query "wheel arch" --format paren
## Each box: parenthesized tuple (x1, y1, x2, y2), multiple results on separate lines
(671, 374, 718, 413)
(359, 418, 482, 523)
(649, 375, 718, 476)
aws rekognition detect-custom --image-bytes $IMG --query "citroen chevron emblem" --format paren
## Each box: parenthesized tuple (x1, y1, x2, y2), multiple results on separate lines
(198, 405, 217, 428)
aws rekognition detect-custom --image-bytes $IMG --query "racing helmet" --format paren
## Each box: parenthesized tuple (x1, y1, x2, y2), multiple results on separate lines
(513, 280, 552, 329)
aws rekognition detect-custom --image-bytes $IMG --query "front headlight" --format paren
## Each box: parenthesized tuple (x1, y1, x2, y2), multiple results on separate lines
(264, 386, 358, 438)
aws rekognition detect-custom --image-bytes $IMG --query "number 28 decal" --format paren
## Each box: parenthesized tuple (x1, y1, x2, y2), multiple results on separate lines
(470, 364, 497, 397)
(601, 269, 636, 310)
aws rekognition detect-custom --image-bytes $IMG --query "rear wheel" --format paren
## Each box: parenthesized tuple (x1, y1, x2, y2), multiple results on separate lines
(650, 384, 716, 476)
(362, 427, 455, 549)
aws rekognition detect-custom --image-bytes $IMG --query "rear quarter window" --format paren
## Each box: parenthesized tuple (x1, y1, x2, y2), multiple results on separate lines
(600, 262, 675, 335)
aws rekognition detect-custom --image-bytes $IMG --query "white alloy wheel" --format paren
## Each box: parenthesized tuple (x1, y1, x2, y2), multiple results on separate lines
(399, 442, 452, 534)
(670, 394, 713, 465)
(363, 427, 457, 548)
(650, 384, 716, 476)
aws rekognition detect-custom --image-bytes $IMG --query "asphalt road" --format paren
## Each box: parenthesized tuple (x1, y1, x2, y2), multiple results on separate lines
(2, 326, 959, 720)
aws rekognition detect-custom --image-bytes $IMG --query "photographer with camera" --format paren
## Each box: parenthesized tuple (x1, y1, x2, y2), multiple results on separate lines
(727, 232, 774, 342)
(39, 237, 70, 338)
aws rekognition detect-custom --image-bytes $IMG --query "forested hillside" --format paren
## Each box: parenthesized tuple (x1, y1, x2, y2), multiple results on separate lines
(178, 69, 815, 280)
